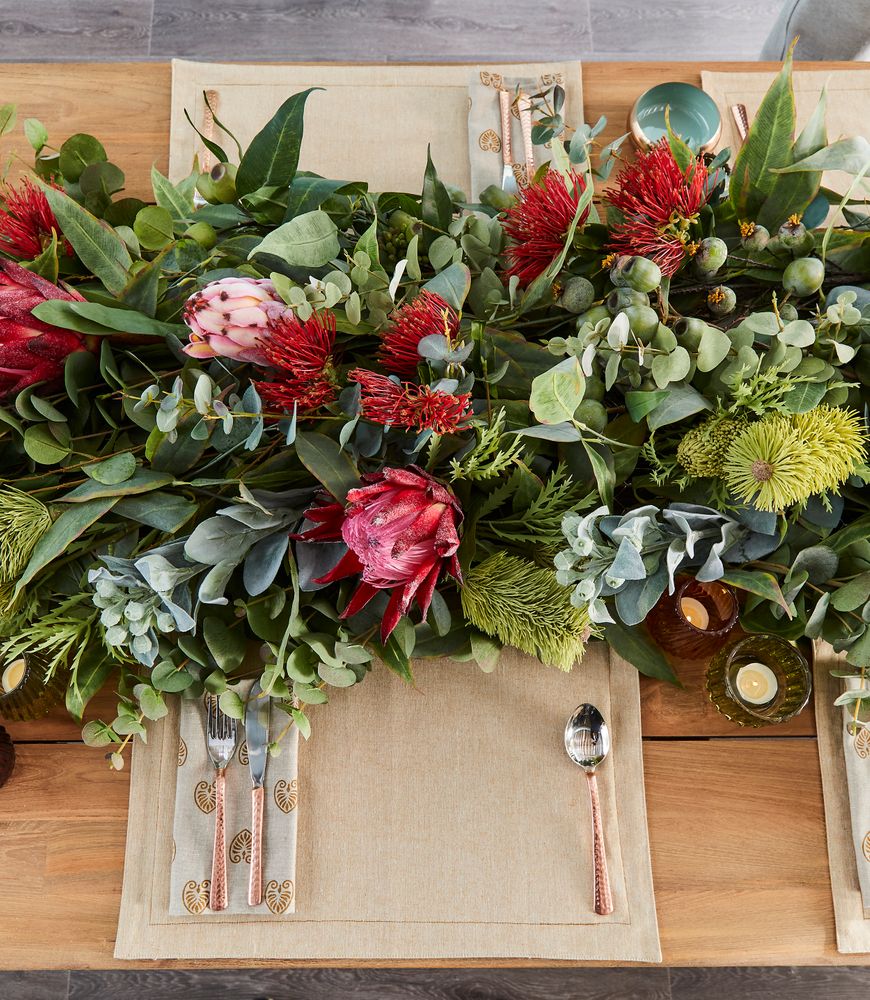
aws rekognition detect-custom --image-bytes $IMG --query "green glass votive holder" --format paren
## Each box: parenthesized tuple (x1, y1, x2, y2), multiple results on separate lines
(706, 634, 812, 727)
(0, 652, 66, 722)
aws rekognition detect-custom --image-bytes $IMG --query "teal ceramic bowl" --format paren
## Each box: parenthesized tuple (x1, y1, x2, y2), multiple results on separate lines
(629, 82, 721, 152)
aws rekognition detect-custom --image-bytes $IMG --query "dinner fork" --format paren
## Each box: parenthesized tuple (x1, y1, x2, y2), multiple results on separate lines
(205, 694, 238, 911)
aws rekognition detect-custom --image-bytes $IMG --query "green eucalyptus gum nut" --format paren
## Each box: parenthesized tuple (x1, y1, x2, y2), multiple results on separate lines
(625, 304, 659, 339)
(184, 222, 217, 249)
(606, 287, 649, 314)
(742, 224, 770, 250)
(575, 400, 608, 433)
(576, 305, 610, 329)
(480, 184, 516, 211)
(783, 256, 825, 296)
(620, 256, 662, 294)
(694, 237, 728, 276)
(196, 163, 237, 204)
(584, 377, 606, 402)
(707, 285, 737, 316)
(389, 209, 418, 235)
(789, 231, 815, 258)
(559, 276, 596, 314)
(609, 255, 634, 287)
(779, 303, 799, 321)
(778, 218, 809, 249)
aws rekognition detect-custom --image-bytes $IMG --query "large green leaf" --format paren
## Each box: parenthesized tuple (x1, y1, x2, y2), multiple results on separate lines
(40, 183, 132, 295)
(294, 430, 359, 501)
(729, 48, 796, 223)
(602, 625, 678, 684)
(248, 209, 339, 267)
(114, 492, 198, 533)
(66, 647, 114, 722)
(151, 164, 194, 221)
(529, 357, 585, 424)
(235, 88, 320, 197)
(421, 146, 453, 250)
(283, 174, 366, 222)
(15, 496, 119, 594)
(422, 261, 471, 311)
(59, 469, 174, 502)
(720, 568, 792, 616)
(775, 136, 870, 176)
(32, 299, 182, 338)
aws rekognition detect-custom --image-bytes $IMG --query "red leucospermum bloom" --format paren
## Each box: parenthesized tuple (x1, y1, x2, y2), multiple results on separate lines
(503, 169, 589, 286)
(350, 368, 472, 435)
(605, 139, 711, 277)
(0, 179, 70, 261)
(294, 467, 463, 641)
(0, 260, 88, 397)
(254, 308, 338, 412)
(378, 290, 459, 378)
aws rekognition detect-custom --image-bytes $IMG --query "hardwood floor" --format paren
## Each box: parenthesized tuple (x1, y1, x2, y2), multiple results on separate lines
(0, 0, 781, 62)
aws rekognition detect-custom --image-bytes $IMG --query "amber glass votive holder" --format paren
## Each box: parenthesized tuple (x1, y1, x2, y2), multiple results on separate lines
(706, 633, 812, 728)
(646, 577, 739, 659)
(0, 652, 66, 722)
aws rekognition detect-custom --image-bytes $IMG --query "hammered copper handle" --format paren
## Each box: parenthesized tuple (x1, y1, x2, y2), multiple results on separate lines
(249, 784, 264, 906)
(517, 92, 535, 184)
(209, 767, 228, 911)
(498, 89, 513, 167)
(586, 771, 613, 915)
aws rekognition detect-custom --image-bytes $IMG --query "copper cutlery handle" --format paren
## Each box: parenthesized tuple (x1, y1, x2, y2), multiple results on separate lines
(249, 784, 264, 906)
(499, 89, 513, 167)
(517, 93, 535, 184)
(209, 767, 228, 911)
(586, 771, 613, 916)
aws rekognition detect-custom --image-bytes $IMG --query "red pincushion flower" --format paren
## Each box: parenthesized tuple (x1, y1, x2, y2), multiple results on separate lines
(605, 139, 711, 277)
(0, 260, 88, 397)
(378, 290, 459, 378)
(350, 368, 472, 436)
(254, 308, 338, 412)
(503, 169, 589, 286)
(0, 179, 70, 261)
(294, 467, 463, 641)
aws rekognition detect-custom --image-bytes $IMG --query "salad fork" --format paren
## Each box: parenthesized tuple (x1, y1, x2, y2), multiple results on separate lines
(205, 694, 238, 911)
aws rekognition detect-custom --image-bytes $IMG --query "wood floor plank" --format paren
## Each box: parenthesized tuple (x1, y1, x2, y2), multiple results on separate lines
(0, 2, 150, 61)
(1, 739, 867, 969)
(150, 0, 593, 63)
(670, 966, 870, 999)
(68, 968, 670, 999)
(0, 972, 69, 1000)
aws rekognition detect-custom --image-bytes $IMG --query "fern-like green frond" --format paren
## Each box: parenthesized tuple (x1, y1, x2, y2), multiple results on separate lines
(450, 408, 523, 481)
(461, 552, 592, 670)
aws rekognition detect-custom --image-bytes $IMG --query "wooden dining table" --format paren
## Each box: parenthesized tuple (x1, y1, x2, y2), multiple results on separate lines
(0, 59, 868, 971)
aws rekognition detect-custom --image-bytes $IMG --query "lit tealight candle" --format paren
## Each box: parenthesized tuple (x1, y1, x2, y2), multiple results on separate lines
(735, 661, 778, 706)
(680, 597, 710, 630)
(0, 658, 26, 696)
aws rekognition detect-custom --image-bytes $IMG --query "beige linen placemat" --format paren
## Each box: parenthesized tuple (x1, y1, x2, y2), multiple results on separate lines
(169, 60, 583, 199)
(169, 679, 299, 917)
(814, 640, 870, 953)
(701, 69, 870, 202)
(115, 643, 660, 961)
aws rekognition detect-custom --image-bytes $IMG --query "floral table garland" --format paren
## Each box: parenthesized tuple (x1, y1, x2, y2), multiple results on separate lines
(0, 53, 867, 765)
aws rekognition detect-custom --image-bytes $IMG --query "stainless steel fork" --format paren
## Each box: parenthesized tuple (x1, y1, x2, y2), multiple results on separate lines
(205, 694, 238, 911)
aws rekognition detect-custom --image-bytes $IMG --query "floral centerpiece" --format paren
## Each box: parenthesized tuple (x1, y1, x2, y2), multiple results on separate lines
(0, 54, 867, 765)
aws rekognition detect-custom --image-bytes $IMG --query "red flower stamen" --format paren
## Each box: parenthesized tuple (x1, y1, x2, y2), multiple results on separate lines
(378, 291, 459, 378)
(0, 179, 71, 261)
(350, 368, 472, 435)
(254, 308, 337, 413)
(503, 169, 589, 286)
(604, 139, 711, 277)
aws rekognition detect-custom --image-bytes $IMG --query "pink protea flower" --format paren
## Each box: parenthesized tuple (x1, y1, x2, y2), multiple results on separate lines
(294, 467, 463, 641)
(0, 179, 71, 261)
(0, 260, 88, 397)
(378, 290, 459, 378)
(605, 139, 711, 277)
(182, 276, 288, 365)
(503, 169, 589, 286)
(350, 368, 472, 435)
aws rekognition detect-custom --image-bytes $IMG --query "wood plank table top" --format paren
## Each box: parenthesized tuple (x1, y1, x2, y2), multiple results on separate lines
(0, 60, 867, 969)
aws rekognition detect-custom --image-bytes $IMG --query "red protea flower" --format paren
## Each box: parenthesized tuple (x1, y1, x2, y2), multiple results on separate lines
(294, 467, 463, 640)
(378, 290, 459, 378)
(605, 139, 711, 277)
(350, 368, 471, 435)
(0, 260, 88, 397)
(254, 308, 338, 412)
(0, 179, 70, 261)
(503, 169, 589, 286)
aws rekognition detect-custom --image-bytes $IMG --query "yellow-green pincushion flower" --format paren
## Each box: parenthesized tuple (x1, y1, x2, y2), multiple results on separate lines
(677, 415, 748, 478)
(724, 406, 866, 511)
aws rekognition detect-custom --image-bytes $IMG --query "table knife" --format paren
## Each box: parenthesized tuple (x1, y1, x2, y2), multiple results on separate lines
(517, 92, 535, 185)
(245, 680, 270, 906)
(499, 89, 518, 194)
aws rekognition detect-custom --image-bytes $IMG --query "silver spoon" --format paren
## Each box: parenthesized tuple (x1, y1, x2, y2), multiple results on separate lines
(564, 703, 614, 916)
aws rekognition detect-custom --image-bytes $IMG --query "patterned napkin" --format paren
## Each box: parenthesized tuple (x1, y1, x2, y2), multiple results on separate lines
(843, 676, 870, 910)
(467, 67, 569, 202)
(168, 680, 299, 916)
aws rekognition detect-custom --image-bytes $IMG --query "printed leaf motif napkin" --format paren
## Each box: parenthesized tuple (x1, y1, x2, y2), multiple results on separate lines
(169, 681, 299, 916)
(843, 677, 870, 910)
